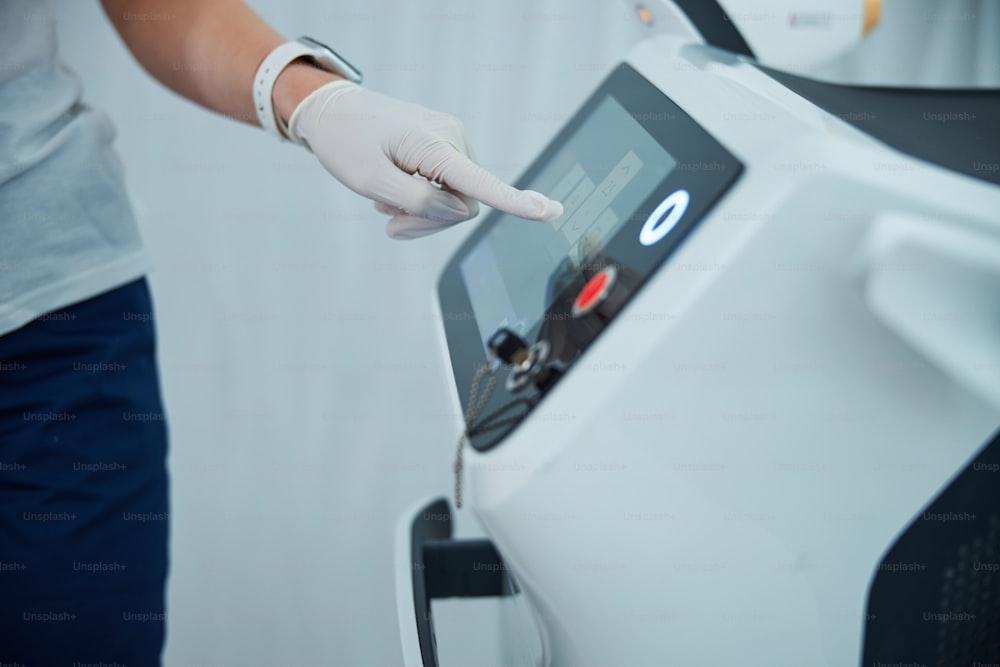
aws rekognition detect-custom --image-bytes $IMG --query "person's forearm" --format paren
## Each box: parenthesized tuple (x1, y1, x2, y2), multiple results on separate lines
(100, 0, 563, 233)
(100, 0, 339, 127)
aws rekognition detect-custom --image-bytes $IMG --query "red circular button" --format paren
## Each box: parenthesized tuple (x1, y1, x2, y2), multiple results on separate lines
(572, 266, 617, 318)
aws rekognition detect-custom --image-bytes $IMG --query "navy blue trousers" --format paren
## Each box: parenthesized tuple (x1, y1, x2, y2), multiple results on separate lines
(0, 279, 169, 665)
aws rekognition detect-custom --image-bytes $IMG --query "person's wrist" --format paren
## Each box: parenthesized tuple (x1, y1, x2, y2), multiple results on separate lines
(272, 60, 345, 131)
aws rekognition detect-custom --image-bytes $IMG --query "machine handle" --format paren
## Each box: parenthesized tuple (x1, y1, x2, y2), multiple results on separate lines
(394, 496, 509, 667)
(853, 212, 1000, 408)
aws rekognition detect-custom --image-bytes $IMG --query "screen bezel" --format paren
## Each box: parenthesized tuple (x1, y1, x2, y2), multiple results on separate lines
(438, 64, 744, 448)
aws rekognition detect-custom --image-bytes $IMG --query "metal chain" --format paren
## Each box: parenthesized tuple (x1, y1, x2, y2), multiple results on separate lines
(454, 363, 497, 509)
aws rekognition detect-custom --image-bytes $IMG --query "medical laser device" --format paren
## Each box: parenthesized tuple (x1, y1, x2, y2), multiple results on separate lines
(396, 2, 1000, 665)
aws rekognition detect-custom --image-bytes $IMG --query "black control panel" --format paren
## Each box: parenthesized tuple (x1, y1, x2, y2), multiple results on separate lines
(438, 64, 743, 451)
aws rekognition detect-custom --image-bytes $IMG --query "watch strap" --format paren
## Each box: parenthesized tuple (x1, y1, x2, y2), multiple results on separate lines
(254, 41, 320, 141)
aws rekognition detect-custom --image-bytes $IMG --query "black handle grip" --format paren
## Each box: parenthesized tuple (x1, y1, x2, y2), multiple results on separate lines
(408, 497, 509, 667)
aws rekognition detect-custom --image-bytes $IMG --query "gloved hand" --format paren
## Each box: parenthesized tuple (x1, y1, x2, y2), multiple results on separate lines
(288, 80, 563, 239)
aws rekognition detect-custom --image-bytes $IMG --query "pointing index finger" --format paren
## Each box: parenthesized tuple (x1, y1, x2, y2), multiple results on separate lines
(436, 151, 563, 221)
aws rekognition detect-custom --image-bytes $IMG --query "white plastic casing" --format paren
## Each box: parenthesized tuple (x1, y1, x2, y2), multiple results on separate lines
(432, 34, 1000, 667)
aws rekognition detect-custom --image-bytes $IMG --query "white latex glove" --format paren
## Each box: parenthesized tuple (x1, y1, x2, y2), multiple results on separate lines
(288, 80, 563, 240)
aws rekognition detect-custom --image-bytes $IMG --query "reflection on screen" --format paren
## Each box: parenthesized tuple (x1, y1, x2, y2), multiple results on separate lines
(460, 97, 676, 349)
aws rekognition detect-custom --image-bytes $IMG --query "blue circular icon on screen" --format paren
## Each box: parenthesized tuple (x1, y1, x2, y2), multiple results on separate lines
(639, 189, 690, 247)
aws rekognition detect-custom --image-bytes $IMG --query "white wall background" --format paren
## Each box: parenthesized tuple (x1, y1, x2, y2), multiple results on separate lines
(55, 1, 639, 665)
(52, 1, 996, 665)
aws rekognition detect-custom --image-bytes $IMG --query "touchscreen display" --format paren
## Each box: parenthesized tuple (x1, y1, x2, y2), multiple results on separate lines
(439, 63, 743, 452)
(459, 97, 676, 349)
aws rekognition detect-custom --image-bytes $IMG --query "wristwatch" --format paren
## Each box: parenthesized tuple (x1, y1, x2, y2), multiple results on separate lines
(254, 36, 363, 142)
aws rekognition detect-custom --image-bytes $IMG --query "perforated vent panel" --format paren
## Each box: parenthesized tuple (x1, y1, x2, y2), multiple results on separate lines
(863, 428, 1000, 666)
(935, 513, 1000, 666)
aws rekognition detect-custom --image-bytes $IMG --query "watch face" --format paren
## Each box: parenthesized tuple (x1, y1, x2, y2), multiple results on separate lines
(297, 36, 330, 51)
(297, 36, 362, 83)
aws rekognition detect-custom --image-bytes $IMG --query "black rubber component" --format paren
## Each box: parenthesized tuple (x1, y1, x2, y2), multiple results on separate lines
(863, 427, 1000, 665)
(488, 327, 529, 365)
(424, 540, 505, 599)
(671, 0, 755, 58)
(408, 497, 510, 667)
(760, 66, 1000, 187)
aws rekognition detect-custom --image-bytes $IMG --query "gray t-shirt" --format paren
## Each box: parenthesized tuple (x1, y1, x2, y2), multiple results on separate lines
(0, 0, 149, 335)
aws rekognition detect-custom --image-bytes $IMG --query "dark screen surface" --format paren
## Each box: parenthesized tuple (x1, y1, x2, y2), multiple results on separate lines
(459, 96, 677, 351)
(439, 64, 743, 451)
